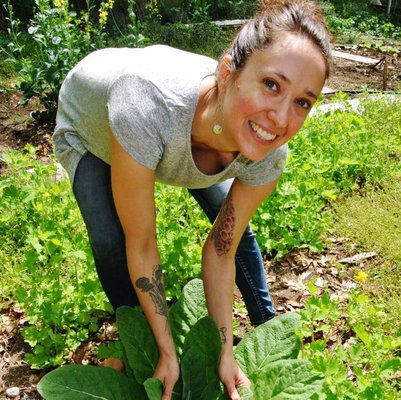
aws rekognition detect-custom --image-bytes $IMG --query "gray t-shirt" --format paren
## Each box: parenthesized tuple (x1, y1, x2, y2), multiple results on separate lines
(54, 45, 287, 188)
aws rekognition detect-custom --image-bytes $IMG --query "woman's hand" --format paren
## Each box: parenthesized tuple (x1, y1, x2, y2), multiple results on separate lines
(218, 352, 251, 400)
(153, 350, 180, 400)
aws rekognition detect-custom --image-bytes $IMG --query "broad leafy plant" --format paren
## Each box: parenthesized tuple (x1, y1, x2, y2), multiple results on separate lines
(38, 279, 323, 399)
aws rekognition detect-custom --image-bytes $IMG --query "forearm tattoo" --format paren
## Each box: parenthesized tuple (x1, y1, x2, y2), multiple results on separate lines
(219, 326, 228, 344)
(211, 192, 236, 256)
(135, 265, 168, 318)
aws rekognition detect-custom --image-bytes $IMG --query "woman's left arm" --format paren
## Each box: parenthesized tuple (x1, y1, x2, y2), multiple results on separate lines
(202, 177, 279, 399)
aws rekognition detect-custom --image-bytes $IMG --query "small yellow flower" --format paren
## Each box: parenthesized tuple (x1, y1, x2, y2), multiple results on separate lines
(354, 270, 368, 284)
(54, 0, 67, 9)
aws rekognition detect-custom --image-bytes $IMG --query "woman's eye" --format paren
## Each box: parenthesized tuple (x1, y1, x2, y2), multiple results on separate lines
(265, 79, 278, 91)
(297, 98, 311, 110)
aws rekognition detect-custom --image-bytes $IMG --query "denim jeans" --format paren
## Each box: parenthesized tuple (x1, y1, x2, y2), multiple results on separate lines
(72, 151, 275, 324)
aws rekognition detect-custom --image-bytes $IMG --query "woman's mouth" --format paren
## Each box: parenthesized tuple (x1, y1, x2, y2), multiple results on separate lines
(250, 121, 277, 142)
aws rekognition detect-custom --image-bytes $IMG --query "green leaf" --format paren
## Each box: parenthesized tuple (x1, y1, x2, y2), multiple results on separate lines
(116, 306, 159, 385)
(353, 325, 372, 348)
(216, 385, 253, 400)
(144, 378, 163, 399)
(181, 316, 222, 399)
(251, 359, 323, 399)
(37, 365, 137, 400)
(235, 313, 301, 376)
(237, 385, 254, 399)
(380, 358, 401, 377)
(169, 278, 208, 357)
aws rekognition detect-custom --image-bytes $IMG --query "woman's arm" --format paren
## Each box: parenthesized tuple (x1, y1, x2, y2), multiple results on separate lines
(202, 177, 279, 399)
(110, 134, 179, 400)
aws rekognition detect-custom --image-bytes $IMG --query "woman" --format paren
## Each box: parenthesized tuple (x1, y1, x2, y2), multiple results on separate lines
(54, 0, 331, 398)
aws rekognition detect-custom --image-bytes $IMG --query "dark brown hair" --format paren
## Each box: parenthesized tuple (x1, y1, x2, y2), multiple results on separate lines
(226, 0, 332, 78)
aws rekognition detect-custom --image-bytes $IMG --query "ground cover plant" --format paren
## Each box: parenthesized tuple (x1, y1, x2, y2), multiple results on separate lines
(0, 146, 208, 368)
(298, 284, 401, 399)
(322, 0, 401, 53)
(37, 279, 323, 400)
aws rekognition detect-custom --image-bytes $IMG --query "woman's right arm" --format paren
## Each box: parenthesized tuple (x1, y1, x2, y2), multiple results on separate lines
(110, 134, 179, 400)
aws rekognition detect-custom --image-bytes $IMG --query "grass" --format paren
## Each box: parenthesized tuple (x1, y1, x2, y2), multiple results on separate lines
(332, 178, 401, 330)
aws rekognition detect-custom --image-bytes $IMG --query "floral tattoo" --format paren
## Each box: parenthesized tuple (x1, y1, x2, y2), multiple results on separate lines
(211, 192, 236, 256)
(135, 265, 168, 318)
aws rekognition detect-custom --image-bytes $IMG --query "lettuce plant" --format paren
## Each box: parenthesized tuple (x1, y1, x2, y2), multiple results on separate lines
(38, 279, 323, 399)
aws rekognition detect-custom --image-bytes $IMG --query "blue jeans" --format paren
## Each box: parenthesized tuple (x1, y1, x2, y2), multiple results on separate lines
(72, 152, 275, 324)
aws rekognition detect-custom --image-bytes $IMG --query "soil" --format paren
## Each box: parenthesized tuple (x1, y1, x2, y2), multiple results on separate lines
(0, 46, 400, 399)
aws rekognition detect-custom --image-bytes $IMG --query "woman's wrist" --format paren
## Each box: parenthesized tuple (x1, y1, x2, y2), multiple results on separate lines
(158, 339, 178, 360)
(220, 344, 234, 359)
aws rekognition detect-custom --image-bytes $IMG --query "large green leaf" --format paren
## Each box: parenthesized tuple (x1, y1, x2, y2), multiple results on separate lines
(181, 316, 222, 399)
(235, 313, 301, 376)
(217, 385, 253, 400)
(251, 359, 323, 399)
(37, 365, 137, 400)
(169, 278, 208, 358)
(144, 377, 163, 399)
(116, 306, 159, 385)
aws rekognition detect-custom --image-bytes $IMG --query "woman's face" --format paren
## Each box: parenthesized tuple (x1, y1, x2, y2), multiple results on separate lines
(220, 32, 327, 162)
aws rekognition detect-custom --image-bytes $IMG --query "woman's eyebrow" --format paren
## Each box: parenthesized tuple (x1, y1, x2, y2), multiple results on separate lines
(275, 72, 318, 100)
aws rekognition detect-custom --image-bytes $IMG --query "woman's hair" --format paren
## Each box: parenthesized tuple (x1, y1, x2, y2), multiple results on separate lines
(226, 0, 332, 78)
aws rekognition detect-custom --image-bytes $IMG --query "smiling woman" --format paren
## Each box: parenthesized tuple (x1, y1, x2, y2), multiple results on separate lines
(207, 33, 327, 162)
(53, 1, 331, 399)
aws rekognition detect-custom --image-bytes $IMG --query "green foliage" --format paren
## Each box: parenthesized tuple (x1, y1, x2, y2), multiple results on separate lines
(144, 19, 229, 59)
(157, 0, 256, 23)
(155, 185, 209, 299)
(253, 96, 401, 258)
(1, 0, 149, 121)
(2, 0, 93, 120)
(0, 146, 207, 366)
(298, 285, 401, 399)
(0, 146, 110, 367)
(38, 279, 323, 399)
(322, 0, 401, 50)
(37, 365, 138, 399)
(334, 180, 401, 263)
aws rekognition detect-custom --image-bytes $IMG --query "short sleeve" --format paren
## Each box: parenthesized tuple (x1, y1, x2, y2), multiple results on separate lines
(237, 144, 288, 186)
(107, 74, 170, 170)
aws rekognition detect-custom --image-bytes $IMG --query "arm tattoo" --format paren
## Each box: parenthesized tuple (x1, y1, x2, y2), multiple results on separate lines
(211, 192, 236, 256)
(135, 265, 168, 318)
(219, 326, 228, 344)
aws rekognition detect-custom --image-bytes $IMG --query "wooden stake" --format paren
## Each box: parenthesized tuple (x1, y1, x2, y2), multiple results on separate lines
(383, 57, 388, 91)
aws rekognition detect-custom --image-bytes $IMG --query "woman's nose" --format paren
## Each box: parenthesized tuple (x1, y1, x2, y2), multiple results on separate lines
(267, 100, 290, 129)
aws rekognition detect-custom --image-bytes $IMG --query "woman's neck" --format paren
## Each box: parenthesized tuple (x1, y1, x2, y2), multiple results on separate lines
(192, 75, 237, 154)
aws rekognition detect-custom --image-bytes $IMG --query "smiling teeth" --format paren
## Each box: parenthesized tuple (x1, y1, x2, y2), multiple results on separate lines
(250, 122, 276, 141)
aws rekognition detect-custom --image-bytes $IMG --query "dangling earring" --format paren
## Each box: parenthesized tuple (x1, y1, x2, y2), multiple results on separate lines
(213, 124, 222, 135)
(213, 96, 223, 135)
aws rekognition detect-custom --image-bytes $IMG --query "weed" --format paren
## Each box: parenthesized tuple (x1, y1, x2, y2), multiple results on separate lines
(0, 146, 110, 367)
(298, 284, 401, 399)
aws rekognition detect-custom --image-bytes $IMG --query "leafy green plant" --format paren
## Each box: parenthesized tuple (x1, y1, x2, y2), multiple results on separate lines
(298, 284, 401, 399)
(38, 279, 323, 399)
(2, 0, 150, 121)
(0, 147, 206, 367)
(3, 0, 97, 120)
(0, 146, 110, 367)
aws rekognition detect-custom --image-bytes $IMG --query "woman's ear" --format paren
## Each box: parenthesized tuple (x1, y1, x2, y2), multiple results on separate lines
(218, 54, 233, 84)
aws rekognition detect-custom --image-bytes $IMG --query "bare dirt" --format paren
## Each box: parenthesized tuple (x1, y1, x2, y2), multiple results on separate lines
(0, 47, 400, 399)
